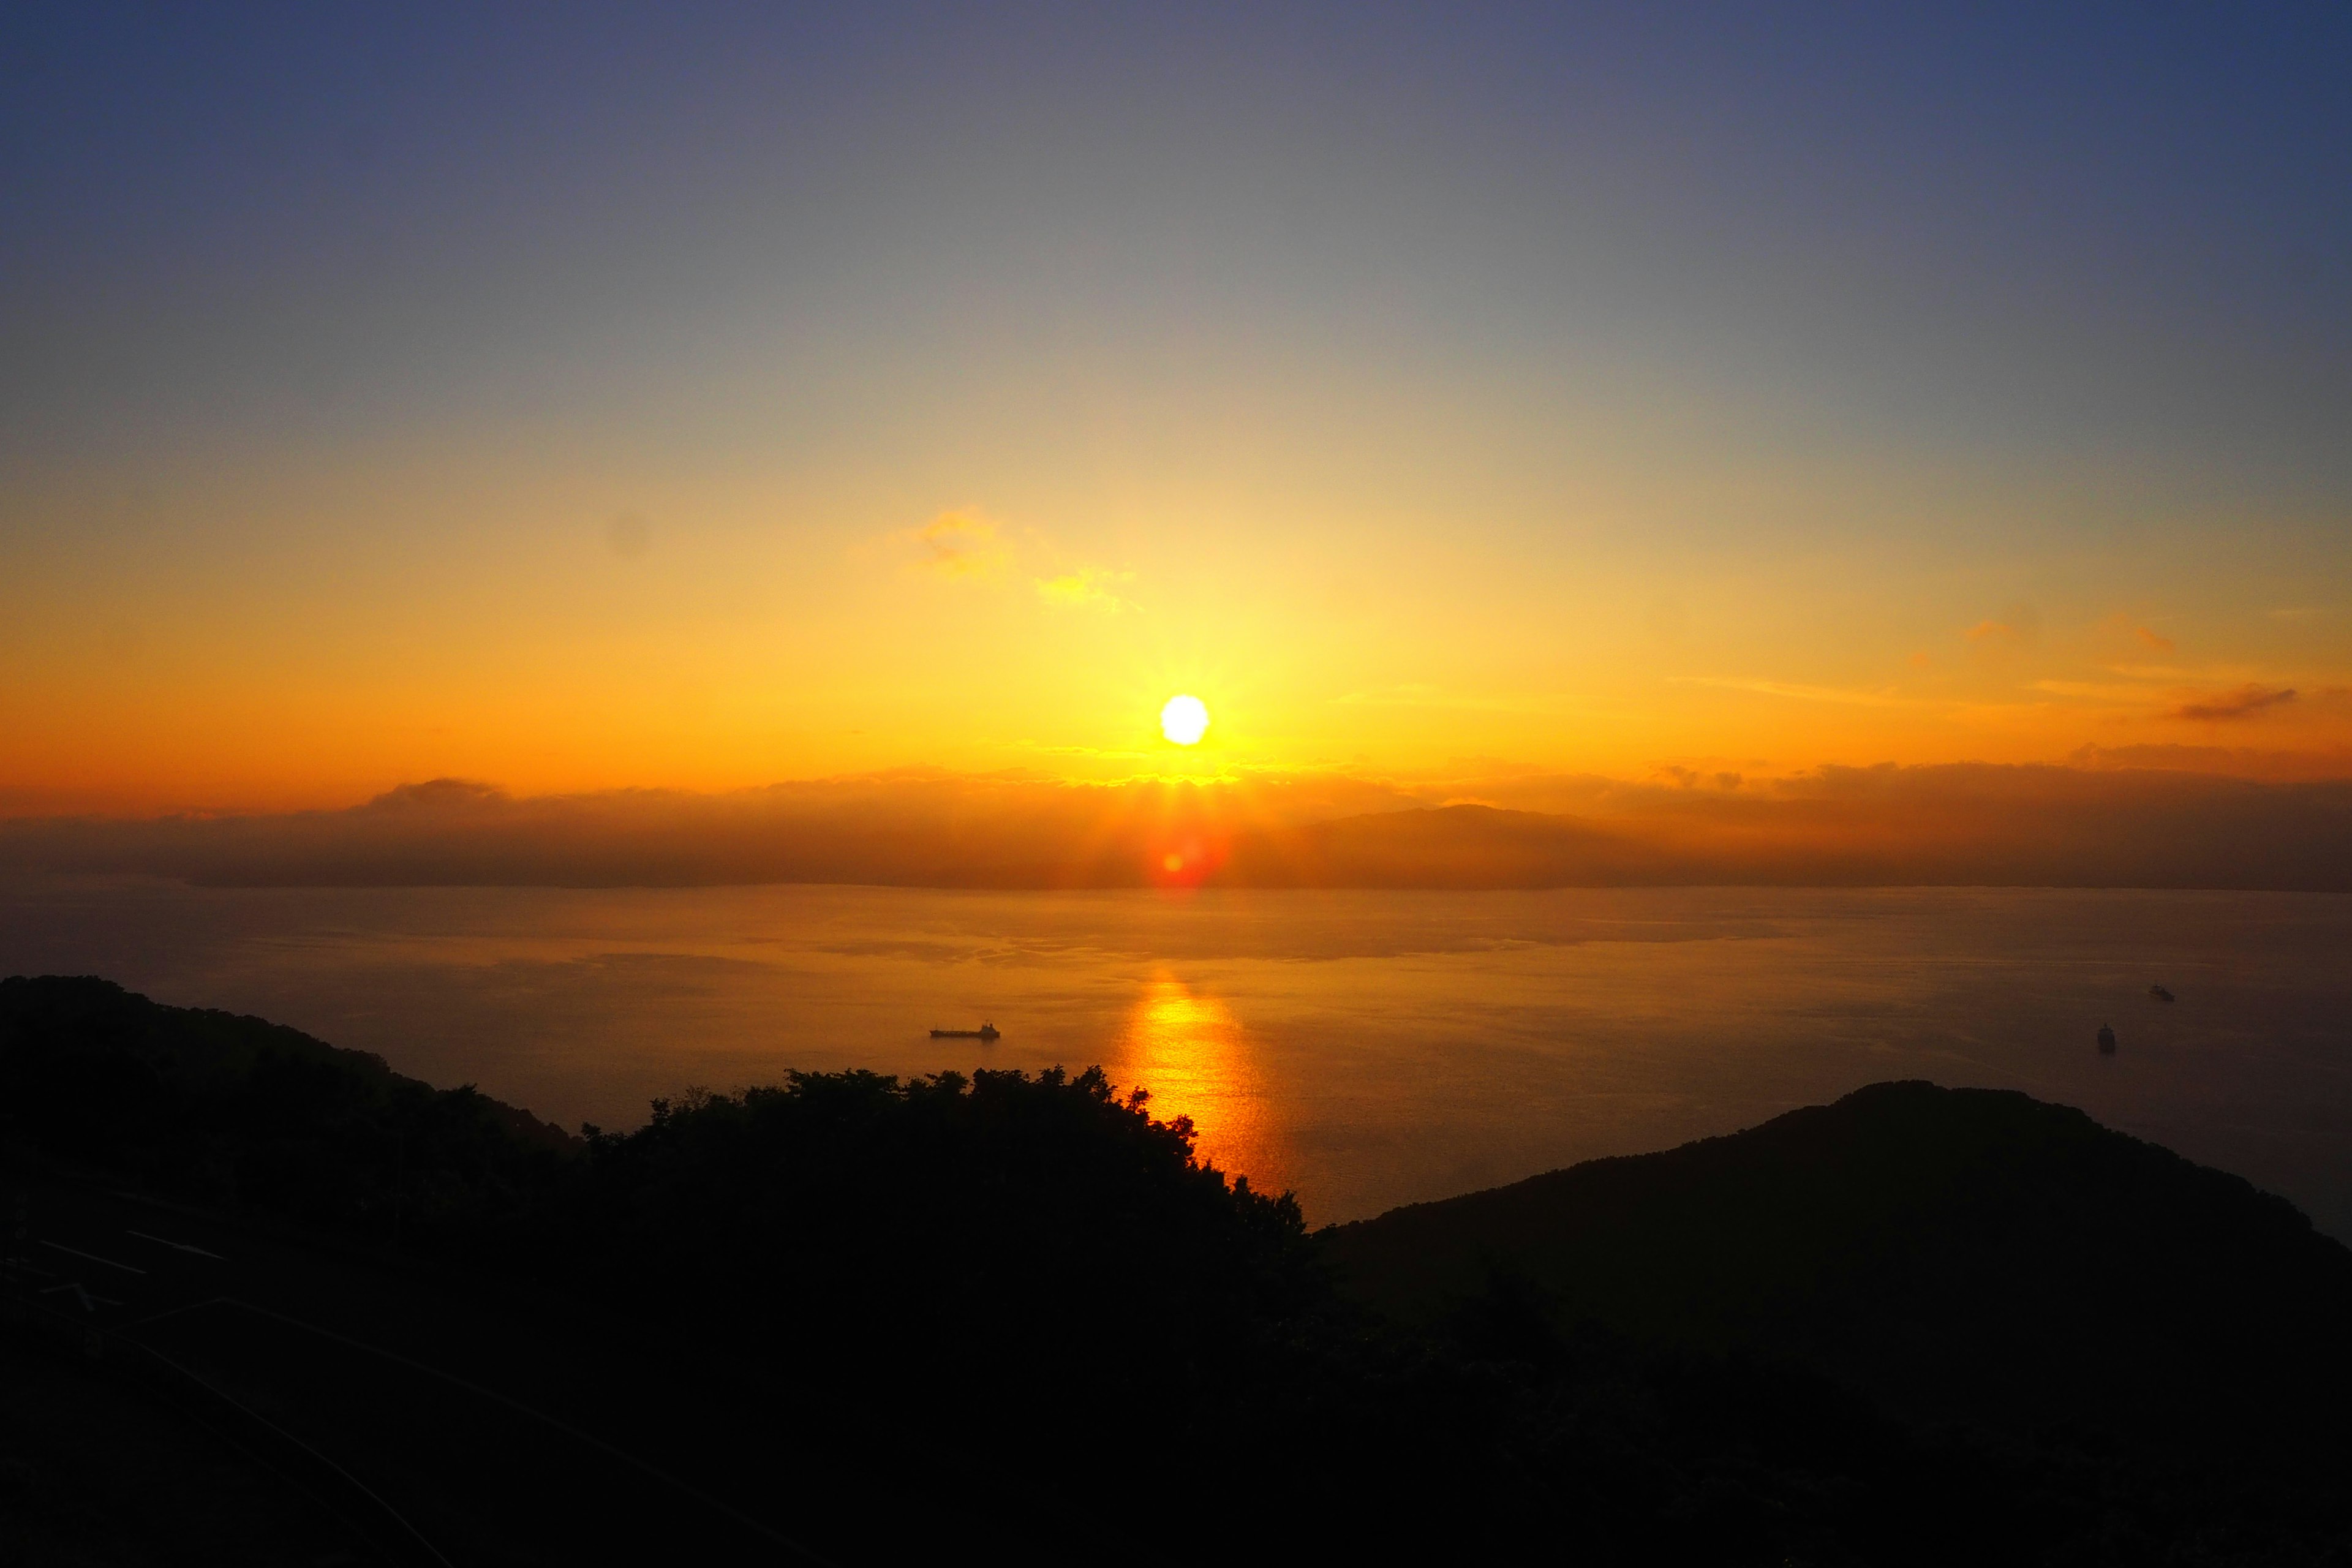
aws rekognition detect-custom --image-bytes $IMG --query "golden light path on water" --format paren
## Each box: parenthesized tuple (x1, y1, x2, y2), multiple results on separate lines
(8, 884, 2352, 1237)
(1107, 975, 1292, 1199)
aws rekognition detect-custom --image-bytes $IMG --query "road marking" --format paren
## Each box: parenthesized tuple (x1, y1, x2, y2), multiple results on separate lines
(38, 1240, 146, 1275)
(37, 1281, 119, 1310)
(129, 1338, 458, 1568)
(126, 1229, 226, 1261)
(221, 1298, 835, 1564)
(119, 1294, 230, 1330)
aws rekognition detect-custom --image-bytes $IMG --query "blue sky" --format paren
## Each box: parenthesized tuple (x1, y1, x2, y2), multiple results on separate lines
(4, 3, 2348, 808)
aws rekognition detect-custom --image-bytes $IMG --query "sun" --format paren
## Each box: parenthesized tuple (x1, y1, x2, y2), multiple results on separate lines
(1159, 694, 1210, 746)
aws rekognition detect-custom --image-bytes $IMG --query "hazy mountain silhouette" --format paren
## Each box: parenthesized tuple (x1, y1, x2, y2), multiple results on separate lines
(1217, 802, 1663, 886)
(9, 978, 2352, 1562)
(1215, 771, 2352, 889)
(7, 763, 2351, 890)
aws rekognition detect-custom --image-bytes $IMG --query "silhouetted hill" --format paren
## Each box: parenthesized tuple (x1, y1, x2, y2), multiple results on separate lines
(0, 974, 573, 1238)
(11, 980, 2352, 1562)
(1325, 1080, 2352, 1451)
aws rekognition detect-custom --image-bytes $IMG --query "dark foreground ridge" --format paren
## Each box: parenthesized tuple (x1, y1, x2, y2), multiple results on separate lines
(6, 977, 2352, 1564)
(1324, 1081, 2352, 1446)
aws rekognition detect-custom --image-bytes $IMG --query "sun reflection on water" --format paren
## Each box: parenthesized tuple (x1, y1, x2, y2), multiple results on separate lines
(1110, 976, 1292, 1200)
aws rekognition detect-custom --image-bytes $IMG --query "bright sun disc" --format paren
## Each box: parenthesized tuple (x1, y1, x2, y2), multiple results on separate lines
(1159, 694, 1210, 745)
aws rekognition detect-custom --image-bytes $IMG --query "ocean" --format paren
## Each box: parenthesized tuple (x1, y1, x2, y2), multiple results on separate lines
(4, 878, 2348, 1234)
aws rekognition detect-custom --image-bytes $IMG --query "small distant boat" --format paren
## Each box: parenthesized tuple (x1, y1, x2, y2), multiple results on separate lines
(2097, 1024, 2117, 1055)
(2149, 985, 2176, 1003)
(931, 1022, 1001, 1041)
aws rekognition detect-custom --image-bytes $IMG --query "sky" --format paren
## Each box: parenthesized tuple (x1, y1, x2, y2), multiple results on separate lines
(4, 2, 2350, 815)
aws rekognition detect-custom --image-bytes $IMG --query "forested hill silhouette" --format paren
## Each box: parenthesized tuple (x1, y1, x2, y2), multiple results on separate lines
(9, 976, 2352, 1562)
(1326, 1082, 2352, 1450)
(0, 974, 573, 1240)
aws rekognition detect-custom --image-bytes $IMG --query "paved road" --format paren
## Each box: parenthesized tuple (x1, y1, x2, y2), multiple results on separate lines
(4, 1175, 827, 1566)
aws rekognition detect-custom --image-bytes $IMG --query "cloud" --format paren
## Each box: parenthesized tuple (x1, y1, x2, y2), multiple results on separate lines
(905, 511, 1007, 579)
(2032, 680, 2149, 703)
(1668, 676, 1907, 707)
(1202, 764, 2352, 892)
(2169, 685, 2297, 722)
(360, 778, 510, 812)
(1036, 567, 1137, 612)
(1965, 604, 2041, 647)
(1330, 685, 1575, 715)
(1656, 766, 1744, 790)
(2070, 744, 2352, 782)
(2094, 611, 2174, 657)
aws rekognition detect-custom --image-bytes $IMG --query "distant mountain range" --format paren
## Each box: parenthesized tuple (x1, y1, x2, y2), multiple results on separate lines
(4, 762, 2350, 889)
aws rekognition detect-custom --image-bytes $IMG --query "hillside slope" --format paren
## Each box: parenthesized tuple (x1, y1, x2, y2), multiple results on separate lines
(0, 974, 573, 1237)
(1325, 1080, 2352, 1449)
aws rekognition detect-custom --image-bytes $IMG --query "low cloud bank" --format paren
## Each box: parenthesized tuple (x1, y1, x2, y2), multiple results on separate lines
(1232, 766, 2352, 890)
(3, 764, 2348, 892)
(0, 771, 1412, 889)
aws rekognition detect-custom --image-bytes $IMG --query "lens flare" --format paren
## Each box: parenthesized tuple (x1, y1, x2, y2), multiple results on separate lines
(1159, 694, 1210, 745)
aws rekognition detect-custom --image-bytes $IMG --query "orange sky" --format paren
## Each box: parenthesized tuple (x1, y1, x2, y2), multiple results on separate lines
(6, 12, 2349, 818)
(4, 436, 2345, 816)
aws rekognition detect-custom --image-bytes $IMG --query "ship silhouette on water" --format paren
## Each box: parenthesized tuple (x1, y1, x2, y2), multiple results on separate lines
(931, 1022, 1001, 1041)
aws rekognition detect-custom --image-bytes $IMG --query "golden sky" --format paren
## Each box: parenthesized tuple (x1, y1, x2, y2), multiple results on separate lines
(6, 431, 2345, 815)
(4, 10, 2349, 816)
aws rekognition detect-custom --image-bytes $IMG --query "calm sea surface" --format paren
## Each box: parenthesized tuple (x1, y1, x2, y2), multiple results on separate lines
(4, 878, 2348, 1234)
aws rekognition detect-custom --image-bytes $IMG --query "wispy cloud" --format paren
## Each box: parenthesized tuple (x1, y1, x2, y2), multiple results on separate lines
(1669, 676, 1908, 707)
(1655, 764, 1746, 790)
(1330, 684, 1574, 715)
(1965, 603, 2041, 647)
(1036, 567, 1137, 612)
(905, 511, 1008, 579)
(2170, 685, 2297, 722)
(2095, 611, 2174, 658)
(2070, 743, 2352, 782)
(2032, 680, 2150, 703)
(1332, 682, 1444, 707)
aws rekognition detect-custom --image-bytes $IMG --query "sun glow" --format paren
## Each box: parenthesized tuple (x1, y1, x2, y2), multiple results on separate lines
(1159, 694, 1210, 746)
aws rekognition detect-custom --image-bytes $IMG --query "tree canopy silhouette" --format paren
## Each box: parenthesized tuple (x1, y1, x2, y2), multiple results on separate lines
(10, 975, 2352, 1564)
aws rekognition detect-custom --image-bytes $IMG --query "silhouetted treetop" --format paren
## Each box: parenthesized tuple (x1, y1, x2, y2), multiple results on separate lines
(14, 978, 2352, 1562)
(545, 1065, 1317, 1419)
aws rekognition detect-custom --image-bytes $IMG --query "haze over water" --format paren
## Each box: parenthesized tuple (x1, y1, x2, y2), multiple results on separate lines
(8, 877, 2346, 1236)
